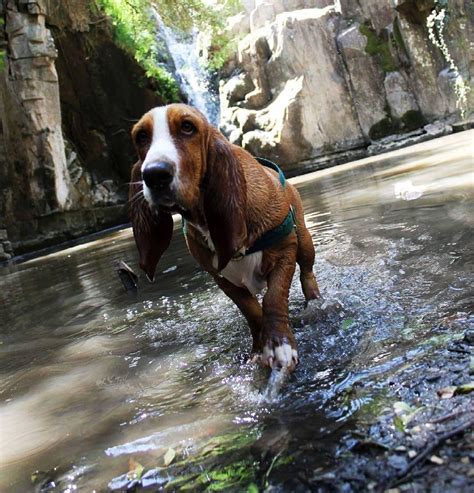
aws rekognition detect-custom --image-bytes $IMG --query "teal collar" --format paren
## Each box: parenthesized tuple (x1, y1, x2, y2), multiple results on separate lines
(183, 157, 296, 257)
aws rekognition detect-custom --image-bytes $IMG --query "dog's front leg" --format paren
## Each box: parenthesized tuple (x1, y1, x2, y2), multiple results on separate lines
(212, 275, 264, 354)
(261, 246, 298, 371)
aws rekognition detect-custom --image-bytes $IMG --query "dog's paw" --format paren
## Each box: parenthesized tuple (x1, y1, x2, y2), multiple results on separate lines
(259, 338, 298, 371)
(300, 297, 343, 324)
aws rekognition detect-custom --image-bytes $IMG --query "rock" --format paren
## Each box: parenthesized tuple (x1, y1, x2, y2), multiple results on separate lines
(221, 6, 364, 168)
(395, 15, 451, 118)
(424, 121, 452, 137)
(384, 71, 419, 119)
(452, 120, 474, 133)
(337, 22, 388, 139)
(220, 0, 467, 171)
(1, 0, 161, 254)
(3, 241, 13, 253)
(0, 230, 7, 241)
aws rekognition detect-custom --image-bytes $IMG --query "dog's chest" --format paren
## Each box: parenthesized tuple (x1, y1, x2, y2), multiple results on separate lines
(220, 252, 267, 295)
(191, 224, 267, 295)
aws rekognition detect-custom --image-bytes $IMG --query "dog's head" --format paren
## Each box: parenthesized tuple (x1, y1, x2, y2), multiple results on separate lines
(130, 104, 247, 280)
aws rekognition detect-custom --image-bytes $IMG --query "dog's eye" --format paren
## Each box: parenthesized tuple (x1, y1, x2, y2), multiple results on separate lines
(181, 120, 196, 135)
(135, 130, 149, 146)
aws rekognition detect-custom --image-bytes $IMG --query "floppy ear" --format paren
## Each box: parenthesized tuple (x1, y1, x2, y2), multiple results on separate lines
(203, 133, 247, 272)
(129, 161, 173, 282)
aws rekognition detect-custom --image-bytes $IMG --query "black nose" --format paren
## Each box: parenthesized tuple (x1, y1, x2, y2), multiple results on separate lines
(142, 162, 174, 189)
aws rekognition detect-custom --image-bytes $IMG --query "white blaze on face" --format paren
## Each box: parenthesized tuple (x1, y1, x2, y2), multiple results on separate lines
(141, 106, 180, 203)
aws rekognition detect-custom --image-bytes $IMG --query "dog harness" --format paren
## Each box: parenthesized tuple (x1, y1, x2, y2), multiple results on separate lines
(245, 157, 296, 254)
(183, 157, 296, 257)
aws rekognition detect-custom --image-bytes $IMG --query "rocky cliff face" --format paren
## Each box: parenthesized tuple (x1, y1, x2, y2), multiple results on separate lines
(0, 0, 163, 255)
(221, 0, 472, 171)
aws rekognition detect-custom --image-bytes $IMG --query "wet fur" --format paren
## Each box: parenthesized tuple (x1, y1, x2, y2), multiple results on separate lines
(129, 104, 321, 370)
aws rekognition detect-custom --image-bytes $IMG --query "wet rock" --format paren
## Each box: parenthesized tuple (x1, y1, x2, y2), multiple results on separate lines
(424, 121, 453, 137)
(464, 329, 474, 345)
(0, 244, 11, 261)
(452, 120, 474, 133)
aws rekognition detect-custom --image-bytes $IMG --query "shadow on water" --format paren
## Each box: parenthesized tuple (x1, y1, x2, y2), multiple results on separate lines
(0, 131, 473, 491)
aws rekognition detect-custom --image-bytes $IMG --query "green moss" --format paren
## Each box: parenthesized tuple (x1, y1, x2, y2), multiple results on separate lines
(369, 117, 399, 140)
(95, 0, 240, 76)
(359, 24, 398, 73)
(401, 110, 426, 131)
(162, 430, 259, 491)
(94, 0, 180, 102)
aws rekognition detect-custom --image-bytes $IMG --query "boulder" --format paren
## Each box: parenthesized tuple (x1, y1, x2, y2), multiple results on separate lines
(221, 6, 364, 168)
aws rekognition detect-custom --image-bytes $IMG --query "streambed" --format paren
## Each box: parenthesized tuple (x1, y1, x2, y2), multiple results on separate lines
(0, 131, 473, 492)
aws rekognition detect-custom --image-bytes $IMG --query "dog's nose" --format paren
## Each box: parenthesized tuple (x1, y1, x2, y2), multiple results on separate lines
(142, 162, 174, 189)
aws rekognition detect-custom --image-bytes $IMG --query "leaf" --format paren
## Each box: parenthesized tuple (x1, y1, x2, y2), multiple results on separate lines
(127, 458, 144, 480)
(394, 415, 406, 432)
(247, 483, 259, 493)
(163, 447, 176, 467)
(454, 382, 474, 395)
(393, 401, 414, 414)
(393, 401, 423, 430)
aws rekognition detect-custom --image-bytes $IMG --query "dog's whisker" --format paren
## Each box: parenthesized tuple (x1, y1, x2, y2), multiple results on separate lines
(128, 190, 144, 205)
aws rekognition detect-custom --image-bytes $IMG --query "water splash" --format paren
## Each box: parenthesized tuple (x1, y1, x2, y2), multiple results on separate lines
(157, 17, 220, 125)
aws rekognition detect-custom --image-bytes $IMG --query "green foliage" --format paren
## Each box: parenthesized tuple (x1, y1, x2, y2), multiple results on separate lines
(156, 0, 241, 71)
(359, 24, 398, 73)
(95, 0, 240, 81)
(94, 0, 180, 102)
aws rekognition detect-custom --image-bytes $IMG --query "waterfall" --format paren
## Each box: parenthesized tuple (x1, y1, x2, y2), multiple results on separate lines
(158, 21, 220, 126)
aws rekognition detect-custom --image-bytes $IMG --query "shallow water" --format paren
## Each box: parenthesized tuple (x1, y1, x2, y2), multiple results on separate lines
(0, 131, 473, 492)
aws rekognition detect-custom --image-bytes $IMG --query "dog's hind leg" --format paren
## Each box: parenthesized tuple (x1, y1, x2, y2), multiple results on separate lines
(291, 191, 321, 302)
(213, 275, 263, 354)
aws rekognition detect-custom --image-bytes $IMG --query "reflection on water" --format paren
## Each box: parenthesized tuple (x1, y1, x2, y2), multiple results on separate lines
(0, 131, 473, 491)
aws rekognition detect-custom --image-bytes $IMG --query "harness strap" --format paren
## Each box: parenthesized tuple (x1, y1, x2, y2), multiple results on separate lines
(182, 156, 296, 256)
(245, 205, 296, 255)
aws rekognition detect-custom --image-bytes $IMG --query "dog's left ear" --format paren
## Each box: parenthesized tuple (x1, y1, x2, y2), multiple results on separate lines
(204, 133, 247, 272)
(129, 161, 174, 282)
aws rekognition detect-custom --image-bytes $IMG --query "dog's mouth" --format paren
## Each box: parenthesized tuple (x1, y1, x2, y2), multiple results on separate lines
(144, 186, 187, 214)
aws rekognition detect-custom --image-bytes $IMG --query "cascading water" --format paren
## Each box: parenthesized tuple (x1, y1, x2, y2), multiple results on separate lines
(157, 18, 220, 126)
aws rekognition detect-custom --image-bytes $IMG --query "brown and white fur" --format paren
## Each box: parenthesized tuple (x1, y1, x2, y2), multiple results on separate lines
(129, 104, 321, 371)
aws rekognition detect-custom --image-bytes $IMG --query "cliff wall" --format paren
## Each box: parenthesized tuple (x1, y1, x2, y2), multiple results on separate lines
(221, 0, 472, 172)
(0, 0, 163, 256)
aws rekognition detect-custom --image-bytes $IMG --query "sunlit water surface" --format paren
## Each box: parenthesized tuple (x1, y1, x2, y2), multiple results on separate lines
(0, 131, 473, 492)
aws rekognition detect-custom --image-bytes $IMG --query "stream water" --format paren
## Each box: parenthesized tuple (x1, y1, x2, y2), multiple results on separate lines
(0, 131, 472, 492)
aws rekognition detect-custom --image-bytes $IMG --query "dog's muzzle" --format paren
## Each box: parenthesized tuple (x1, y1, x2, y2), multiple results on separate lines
(142, 161, 176, 207)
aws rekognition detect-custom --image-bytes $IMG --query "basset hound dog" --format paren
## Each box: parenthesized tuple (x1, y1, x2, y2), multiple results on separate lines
(129, 104, 321, 371)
